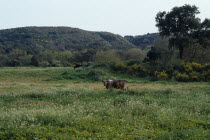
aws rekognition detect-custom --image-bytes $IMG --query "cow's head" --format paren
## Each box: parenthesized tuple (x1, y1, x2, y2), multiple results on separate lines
(102, 80, 108, 86)
(102, 80, 114, 89)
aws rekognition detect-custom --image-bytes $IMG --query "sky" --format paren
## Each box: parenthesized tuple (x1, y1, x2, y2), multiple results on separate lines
(0, 0, 209, 36)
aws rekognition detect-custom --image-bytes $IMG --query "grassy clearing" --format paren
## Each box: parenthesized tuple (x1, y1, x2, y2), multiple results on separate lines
(0, 67, 210, 139)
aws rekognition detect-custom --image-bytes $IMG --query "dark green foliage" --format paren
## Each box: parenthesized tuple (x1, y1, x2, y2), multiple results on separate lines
(155, 4, 209, 59)
(0, 27, 136, 67)
(0, 27, 135, 53)
(124, 33, 159, 50)
(195, 18, 210, 47)
(145, 46, 161, 61)
(31, 55, 39, 66)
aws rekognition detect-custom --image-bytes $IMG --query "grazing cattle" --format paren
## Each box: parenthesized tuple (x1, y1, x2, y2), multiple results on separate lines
(102, 80, 127, 90)
(74, 64, 83, 69)
(115, 80, 127, 90)
(102, 80, 114, 89)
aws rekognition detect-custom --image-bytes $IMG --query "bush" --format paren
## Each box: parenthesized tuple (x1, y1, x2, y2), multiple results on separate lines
(183, 63, 193, 73)
(128, 64, 148, 77)
(203, 70, 210, 82)
(174, 73, 190, 82)
(39, 61, 49, 67)
(114, 62, 127, 71)
(182, 62, 202, 73)
(189, 71, 203, 81)
(55, 64, 63, 67)
(128, 64, 142, 72)
(87, 70, 105, 81)
(92, 62, 113, 70)
(154, 71, 168, 80)
(202, 64, 210, 71)
(191, 62, 201, 71)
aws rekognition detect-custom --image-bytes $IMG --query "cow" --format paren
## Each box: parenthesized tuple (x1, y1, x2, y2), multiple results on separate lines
(74, 64, 83, 69)
(102, 80, 127, 90)
(115, 80, 127, 90)
(102, 80, 114, 89)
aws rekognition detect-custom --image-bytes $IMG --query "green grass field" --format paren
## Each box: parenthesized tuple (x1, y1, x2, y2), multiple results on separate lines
(0, 67, 210, 139)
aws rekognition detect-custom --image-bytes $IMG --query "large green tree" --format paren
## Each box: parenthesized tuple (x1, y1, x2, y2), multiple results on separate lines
(155, 4, 201, 59)
(196, 18, 210, 47)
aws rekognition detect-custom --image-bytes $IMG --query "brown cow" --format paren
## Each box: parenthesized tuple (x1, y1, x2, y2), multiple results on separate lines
(115, 80, 127, 90)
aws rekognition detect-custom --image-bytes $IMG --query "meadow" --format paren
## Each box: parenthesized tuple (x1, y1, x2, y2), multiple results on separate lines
(0, 67, 210, 139)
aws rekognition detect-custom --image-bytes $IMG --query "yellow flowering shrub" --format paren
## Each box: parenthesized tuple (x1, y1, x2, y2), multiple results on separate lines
(154, 71, 168, 80)
(114, 61, 126, 71)
(183, 63, 193, 72)
(128, 64, 143, 72)
(174, 73, 190, 82)
(191, 62, 201, 70)
(182, 62, 202, 73)
(128, 64, 149, 77)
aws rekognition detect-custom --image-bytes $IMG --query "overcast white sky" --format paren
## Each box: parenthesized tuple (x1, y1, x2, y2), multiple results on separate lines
(0, 0, 209, 36)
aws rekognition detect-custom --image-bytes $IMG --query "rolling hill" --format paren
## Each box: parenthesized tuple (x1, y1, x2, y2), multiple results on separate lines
(0, 26, 137, 54)
(0, 26, 160, 66)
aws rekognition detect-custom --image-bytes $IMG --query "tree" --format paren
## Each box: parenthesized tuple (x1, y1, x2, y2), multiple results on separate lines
(155, 4, 201, 59)
(93, 50, 120, 62)
(124, 48, 145, 61)
(31, 55, 39, 66)
(196, 18, 210, 47)
(145, 47, 161, 62)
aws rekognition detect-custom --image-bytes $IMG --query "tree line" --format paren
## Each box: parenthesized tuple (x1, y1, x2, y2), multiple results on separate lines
(0, 4, 209, 72)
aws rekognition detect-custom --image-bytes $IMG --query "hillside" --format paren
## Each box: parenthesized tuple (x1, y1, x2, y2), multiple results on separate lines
(0, 27, 160, 67)
(0, 26, 136, 54)
(124, 33, 159, 50)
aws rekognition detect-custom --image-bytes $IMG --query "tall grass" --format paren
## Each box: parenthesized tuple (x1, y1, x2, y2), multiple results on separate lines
(0, 87, 210, 139)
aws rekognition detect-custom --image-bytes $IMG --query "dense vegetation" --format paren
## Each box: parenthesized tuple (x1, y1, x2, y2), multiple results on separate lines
(0, 27, 135, 52)
(125, 33, 159, 50)
(0, 5, 209, 83)
(0, 67, 210, 139)
(156, 4, 210, 59)
(0, 27, 140, 67)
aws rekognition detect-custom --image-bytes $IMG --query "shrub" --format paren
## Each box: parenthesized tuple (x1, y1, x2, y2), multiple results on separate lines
(191, 62, 201, 71)
(54, 64, 62, 67)
(172, 70, 179, 77)
(174, 73, 190, 82)
(154, 71, 168, 80)
(39, 61, 49, 67)
(87, 70, 105, 81)
(128, 64, 142, 72)
(182, 62, 202, 73)
(189, 71, 203, 81)
(128, 64, 148, 77)
(203, 70, 210, 82)
(93, 62, 113, 70)
(183, 63, 193, 73)
(114, 62, 127, 71)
